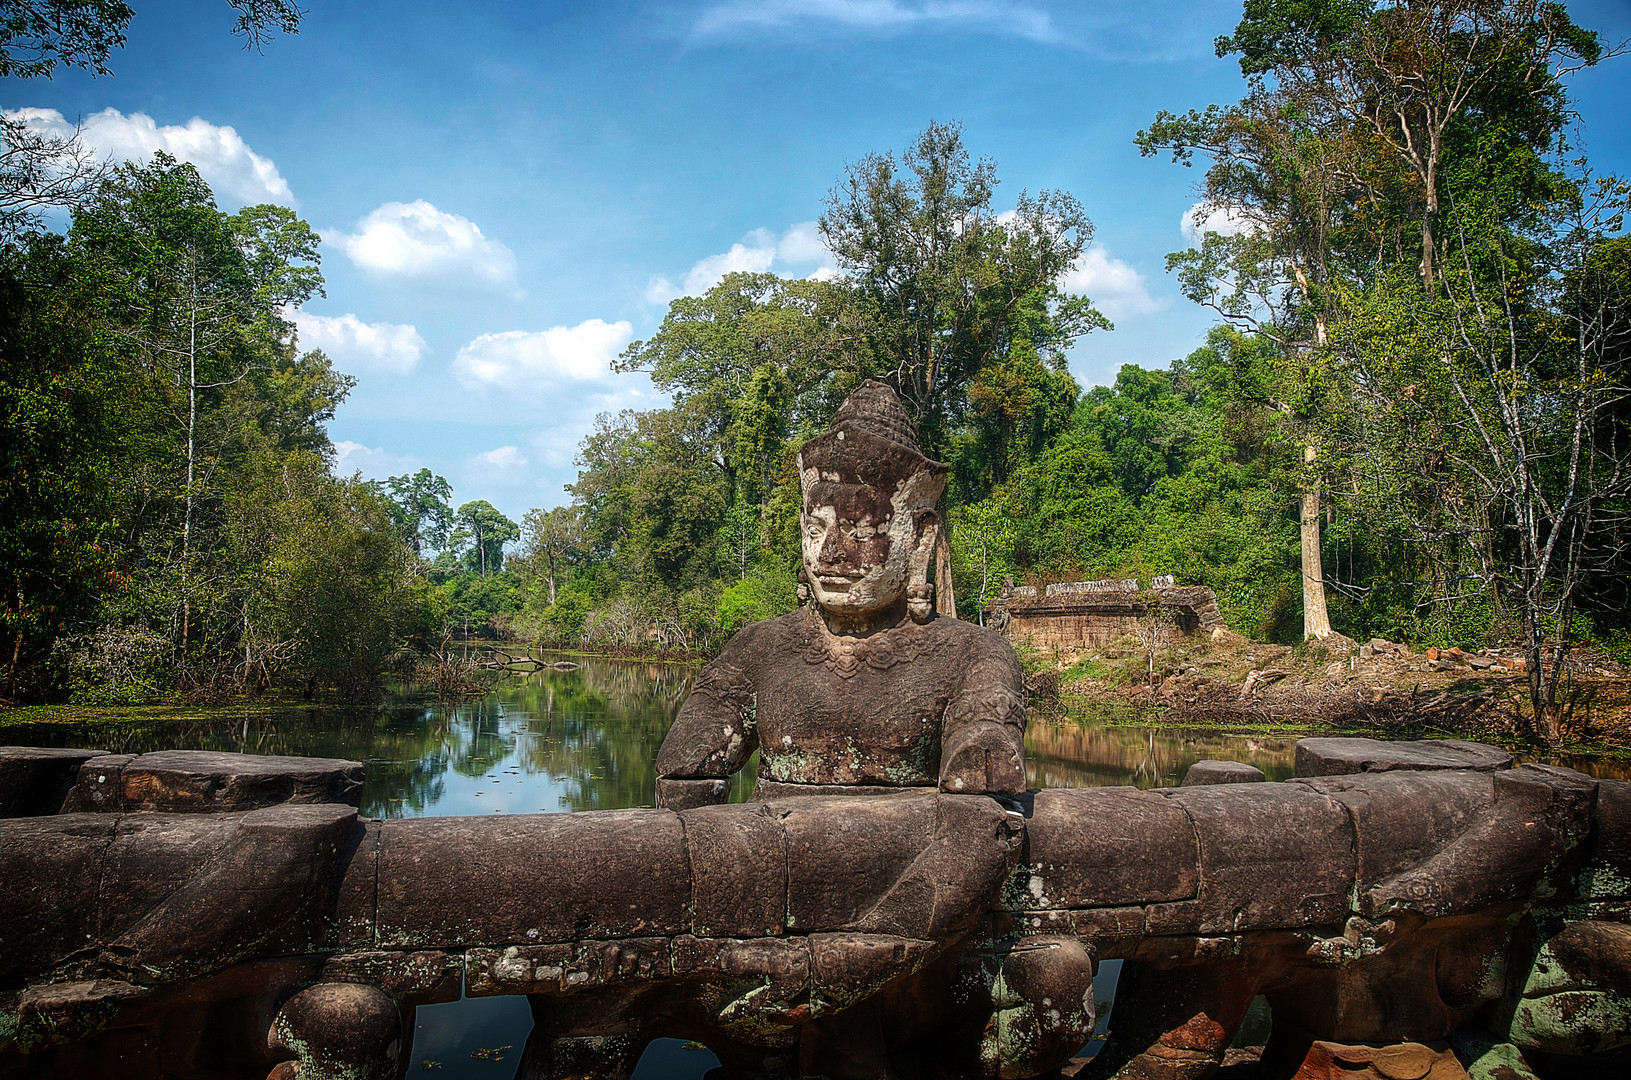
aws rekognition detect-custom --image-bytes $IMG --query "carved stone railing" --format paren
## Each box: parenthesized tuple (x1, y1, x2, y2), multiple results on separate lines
(1, 739, 1627, 1080)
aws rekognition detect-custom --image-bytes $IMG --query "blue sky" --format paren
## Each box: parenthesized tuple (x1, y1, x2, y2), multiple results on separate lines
(7, 0, 1630, 524)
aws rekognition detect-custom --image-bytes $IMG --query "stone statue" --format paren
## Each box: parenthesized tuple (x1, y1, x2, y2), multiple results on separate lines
(655, 380, 1028, 810)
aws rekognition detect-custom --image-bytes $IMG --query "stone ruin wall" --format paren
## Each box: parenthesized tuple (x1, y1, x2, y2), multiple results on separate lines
(992, 576, 1228, 650)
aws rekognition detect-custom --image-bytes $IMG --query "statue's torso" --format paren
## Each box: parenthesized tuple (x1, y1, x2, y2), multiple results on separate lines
(663, 607, 1019, 792)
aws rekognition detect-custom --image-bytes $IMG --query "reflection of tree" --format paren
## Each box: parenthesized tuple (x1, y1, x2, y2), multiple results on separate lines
(505, 654, 691, 812)
(1026, 721, 1300, 790)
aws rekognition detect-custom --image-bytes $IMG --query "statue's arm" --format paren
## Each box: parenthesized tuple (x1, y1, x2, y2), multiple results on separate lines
(939, 644, 1027, 796)
(654, 657, 758, 810)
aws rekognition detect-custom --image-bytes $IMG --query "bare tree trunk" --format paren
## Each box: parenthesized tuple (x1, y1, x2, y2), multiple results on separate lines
(180, 280, 198, 660)
(1301, 448, 1333, 640)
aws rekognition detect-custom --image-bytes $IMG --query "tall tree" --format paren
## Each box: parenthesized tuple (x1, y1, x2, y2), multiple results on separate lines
(453, 500, 519, 578)
(518, 504, 584, 604)
(378, 469, 453, 558)
(820, 120, 1107, 455)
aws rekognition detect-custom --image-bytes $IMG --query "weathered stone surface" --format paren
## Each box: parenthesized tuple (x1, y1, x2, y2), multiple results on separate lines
(809, 933, 937, 1014)
(681, 801, 788, 938)
(108, 804, 359, 983)
(960, 935, 1097, 1080)
(1294, 737, 1512, 778)
(467, 938, 672, 996)
(320, 950, 462, 1005)
(1147, 783, 1354, 934)
(58, 753, 135, 812)
(374, 809, 688, 948)
(59, 750, 363, 814)
(1573, 779, 1631, 918)
(1008, 786, 1198, 910)
(1079, 958, 1268, 1080)
(14, 979, 148, 1052)
(333, 818, 380, 948)
(1295, 771, 1499, 918)
(96, 812, 241, 942)
(0, 746, 108, 817)
(0, 814, 118, 987)
(268, 982, 402, 1080)
(654, 777, 730, 810)
(1357, 766, 1595, 920)
(781, 792, 1018, 938)
(1500, 919, 1631, 1057)
(1288, 1040, 1469, 1080)
(1181, 760, 1265, 786)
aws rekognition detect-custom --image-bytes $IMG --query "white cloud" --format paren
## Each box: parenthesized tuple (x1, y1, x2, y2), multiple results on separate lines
(645, 221, 832, 304)
(330, 200, 519, 292)
(290, 310, 427, 375)
(5, 106, 294, 205)
(1061, 247, 1161, 320)
(476, 446, 527, 469)
(695, 0, 1054, 42)
(451, 319, 635, 389)
(333, 441, 417, 480)
(1181, 202, 1261, 246)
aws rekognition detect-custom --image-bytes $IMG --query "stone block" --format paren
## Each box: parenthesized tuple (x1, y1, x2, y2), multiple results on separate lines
(375, 809, 688, 949)
(681, 801, 788, 938)
(0, 815, 118, 988)
(1295, 771, 1497, 916)
(1295, 738, 1511, 778)
(1147, 784, 1354, 934)
(1008, 786, 1197, 910)
(97, 812, 241, 942)
(0, 746, 108, 817)
(59, 754, 135, 812)
(320, 950, 463, 1005)
(1182, 760, 1267, 786)
(809, 932, 937, 1015)
(1289, 1040, 1468, 1080)
(466, 938, 672, 996)
(1353, 766, 1595, 920)
(121, 750, 363, 812)
(109, 804, 360, 982)
(781, 792, 1017, 938)
(269, 982, 402, 1080)
(1574, 779, 1631, 910)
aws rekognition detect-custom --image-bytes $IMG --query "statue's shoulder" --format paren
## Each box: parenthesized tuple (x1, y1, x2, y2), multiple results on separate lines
(710, 607, 815, 666)
(923, 614, 1017, 655)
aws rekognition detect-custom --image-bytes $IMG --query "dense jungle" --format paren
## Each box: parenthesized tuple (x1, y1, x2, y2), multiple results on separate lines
(3, 0, 1629, 746)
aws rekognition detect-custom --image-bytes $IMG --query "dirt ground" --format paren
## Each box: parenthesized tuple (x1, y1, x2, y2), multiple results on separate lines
(1042, 631, 1631, 751)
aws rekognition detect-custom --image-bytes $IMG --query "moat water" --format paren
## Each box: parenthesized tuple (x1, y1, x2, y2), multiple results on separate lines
(6, 652, 1626, 1077)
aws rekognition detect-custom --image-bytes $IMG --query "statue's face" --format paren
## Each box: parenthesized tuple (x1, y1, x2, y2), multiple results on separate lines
(801, 483, 914, 618)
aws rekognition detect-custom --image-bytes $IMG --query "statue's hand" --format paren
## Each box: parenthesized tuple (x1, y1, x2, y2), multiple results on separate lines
(939, 720, 1026, 796)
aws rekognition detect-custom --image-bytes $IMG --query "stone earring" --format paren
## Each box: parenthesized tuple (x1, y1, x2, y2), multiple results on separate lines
(907, 583, 934, 623)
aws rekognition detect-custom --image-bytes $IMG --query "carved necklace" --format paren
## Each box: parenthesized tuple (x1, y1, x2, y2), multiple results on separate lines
(803, 620, 907, 680)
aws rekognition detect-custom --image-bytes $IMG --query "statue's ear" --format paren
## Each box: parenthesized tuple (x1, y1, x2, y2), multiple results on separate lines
(908, 509, 940, 622)
(910, 509, 940, 574)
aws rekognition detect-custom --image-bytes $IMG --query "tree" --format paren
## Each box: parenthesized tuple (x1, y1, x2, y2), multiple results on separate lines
(518, 504, 583, 604)
(1, 111, 103, 243)
(820, 120, 1108, 454)
(1334, 171, 1631, 739)
(1, 0, 302, 79)
(378, 469, 453, 558)
(614, 271, 860, 508)
(70, 153, 322, 656)
(453, 500, 519, 578)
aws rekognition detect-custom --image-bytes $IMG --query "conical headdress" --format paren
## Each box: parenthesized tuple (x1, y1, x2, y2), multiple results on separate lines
(797, 380, 946, 511)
